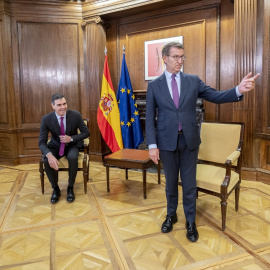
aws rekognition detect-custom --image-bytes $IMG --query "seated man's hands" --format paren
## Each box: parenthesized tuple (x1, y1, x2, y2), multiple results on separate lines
(47, 153, 59, 170)
(59, 135, 72, 143)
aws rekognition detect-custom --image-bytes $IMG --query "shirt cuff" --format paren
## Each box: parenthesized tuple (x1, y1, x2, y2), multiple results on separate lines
(235, 86, 243, 97)
(148, 144, 157, 149)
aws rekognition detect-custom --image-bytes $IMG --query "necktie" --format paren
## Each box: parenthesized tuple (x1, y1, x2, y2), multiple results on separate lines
(171, 74, 179, 108)
(171, 74, 182, 131)
(59, 117, 65, 156)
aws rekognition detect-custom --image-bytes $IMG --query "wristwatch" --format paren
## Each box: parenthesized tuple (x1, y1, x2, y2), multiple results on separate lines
(70, 137, 73, 142)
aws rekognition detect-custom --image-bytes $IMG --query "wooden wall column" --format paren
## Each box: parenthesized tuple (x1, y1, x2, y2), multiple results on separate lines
(234, 0, 257, 168)
(83, 17, 109, 162)
(256, 0, 270, 183)
(0, 2, 18, 165)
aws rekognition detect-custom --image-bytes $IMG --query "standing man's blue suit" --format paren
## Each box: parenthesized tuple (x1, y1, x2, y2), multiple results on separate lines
(145, 41, 247, 242)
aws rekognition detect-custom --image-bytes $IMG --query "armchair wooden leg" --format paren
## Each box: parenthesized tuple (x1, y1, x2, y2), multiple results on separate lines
(83, 159, 88, 194)
(106, 166, 110, 192)
(83, 171, 87, 194)
(157, 160, 161, 184)
(143, 169, 147, 199)
(235, 185, 240, 212)
(221, 200, 227, 231)
(39, 160, 45, 194)
(125, 168, 128, 180)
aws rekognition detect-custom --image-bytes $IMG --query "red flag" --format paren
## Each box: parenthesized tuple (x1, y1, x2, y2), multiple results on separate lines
(97, 55, 123, 152)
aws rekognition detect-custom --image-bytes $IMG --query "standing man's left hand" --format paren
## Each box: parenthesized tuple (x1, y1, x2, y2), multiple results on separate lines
(239, 72, 260, 94)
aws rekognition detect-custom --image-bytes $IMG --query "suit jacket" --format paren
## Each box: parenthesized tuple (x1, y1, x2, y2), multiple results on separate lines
(39, 110, 90, 156)
(145, 72, 243, 151)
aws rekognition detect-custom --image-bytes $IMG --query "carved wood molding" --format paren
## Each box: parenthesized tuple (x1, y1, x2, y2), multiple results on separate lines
(81, 15, 107, 27)
(82, 0, 164, 18)
(0, 0, 11, 16)
(82, 0, 217, 19)
(7, 0, 82, 19)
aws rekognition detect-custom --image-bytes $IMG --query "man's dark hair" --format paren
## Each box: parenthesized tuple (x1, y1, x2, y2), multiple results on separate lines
(162, 42, 184, 57)
(51, 93, 65, 105)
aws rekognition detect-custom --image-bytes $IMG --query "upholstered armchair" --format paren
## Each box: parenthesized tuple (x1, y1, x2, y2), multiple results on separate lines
(39, 119, 90, 194)
(180, 121, 245, 231)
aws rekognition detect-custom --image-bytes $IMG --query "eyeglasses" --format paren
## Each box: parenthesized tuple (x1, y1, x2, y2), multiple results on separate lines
(168, 55, 186, 61)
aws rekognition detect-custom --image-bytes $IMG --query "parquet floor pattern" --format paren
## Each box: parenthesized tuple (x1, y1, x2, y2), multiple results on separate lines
(0, 162, 270, 269)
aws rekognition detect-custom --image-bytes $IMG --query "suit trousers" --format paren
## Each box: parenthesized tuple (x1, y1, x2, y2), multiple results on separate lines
(159, 133, 199, 223)
(44, 144, 79, 189)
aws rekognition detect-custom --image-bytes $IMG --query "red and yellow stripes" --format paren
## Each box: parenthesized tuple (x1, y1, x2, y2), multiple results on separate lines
(97, 55, 123, 152)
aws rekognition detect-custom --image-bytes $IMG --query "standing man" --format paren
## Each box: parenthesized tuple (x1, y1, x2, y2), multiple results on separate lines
(39, 93, 90, 204)
(145, 42, 260, 242)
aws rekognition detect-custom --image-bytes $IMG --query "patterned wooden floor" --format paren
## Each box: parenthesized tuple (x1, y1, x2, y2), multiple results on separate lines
(0, 162, 270, 269)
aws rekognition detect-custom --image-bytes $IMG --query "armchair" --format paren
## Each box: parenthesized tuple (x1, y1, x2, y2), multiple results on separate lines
(39, 119, 90, 194)
(180, 121, 245, 231)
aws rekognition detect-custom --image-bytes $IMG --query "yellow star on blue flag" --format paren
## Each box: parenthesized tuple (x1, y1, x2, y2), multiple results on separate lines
(116, 52, 144, 148)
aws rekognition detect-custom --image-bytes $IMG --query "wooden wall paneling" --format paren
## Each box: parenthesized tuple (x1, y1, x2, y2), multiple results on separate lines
(114, 6, 219, 90)
(260, 139, 270, 177)
(0, 6, 18, 165)
(203, 5, 218, 121)
(83, 0, 216, 20)
(16, 22, 81, 128)
(219, 0, 235, 122)
(17, 130, 40, 163)
(83, 19, 108, 161)
(234, 0, 257, 168)
(10, 0, 82, 19)
(254, 0, 269, 174)
(9, 0, 85, 164)
(0, 18, 8, 127)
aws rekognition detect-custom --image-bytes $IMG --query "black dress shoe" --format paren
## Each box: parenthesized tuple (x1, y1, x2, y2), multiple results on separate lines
(186, 222, 199, 242)
(161, 215, 178, 233)
(67, 186, 75, 203)
(51, 188, 61, 204)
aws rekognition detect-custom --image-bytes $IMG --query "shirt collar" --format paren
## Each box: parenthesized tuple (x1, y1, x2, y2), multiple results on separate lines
(55, 112, 66, 120)
(165, 70, 181, 79)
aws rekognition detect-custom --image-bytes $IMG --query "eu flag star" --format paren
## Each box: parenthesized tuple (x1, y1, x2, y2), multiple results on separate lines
(120, 88, 125, 94)
(131, 118, 135, 123)
(127, 121, 131, 127)
(134, 111, 139, 116)
(127, 89, 131, 94)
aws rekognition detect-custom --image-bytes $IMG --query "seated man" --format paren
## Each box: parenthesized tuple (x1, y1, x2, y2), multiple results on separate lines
(39, 93, 90, 204)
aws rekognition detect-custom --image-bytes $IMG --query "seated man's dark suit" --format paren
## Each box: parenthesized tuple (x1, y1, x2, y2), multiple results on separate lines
(39, 109, 90, 188)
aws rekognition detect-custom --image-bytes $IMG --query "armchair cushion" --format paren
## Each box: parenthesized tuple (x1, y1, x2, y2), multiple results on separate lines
(58, 152, 89, 169)
(196, 164, 240, 193)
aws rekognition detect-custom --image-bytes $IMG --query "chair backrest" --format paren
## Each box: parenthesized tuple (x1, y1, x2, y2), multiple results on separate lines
(78, 119, 89, 147)
(198, 122, 244, 165)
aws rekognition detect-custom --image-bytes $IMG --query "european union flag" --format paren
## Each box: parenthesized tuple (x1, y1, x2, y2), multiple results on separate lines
(116, 53, 144, 148)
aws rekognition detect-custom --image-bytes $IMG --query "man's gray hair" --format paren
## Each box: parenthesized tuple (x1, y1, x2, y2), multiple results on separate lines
(162, 42, 184, 57)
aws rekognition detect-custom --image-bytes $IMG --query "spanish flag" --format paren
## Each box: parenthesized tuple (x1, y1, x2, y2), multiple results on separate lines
(97, 54, 123, 152)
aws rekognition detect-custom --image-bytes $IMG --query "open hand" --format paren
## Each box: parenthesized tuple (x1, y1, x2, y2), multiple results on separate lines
(149, 148, 159, 165)
(239, 72, 260, 94)
(47, 153, 59, 170)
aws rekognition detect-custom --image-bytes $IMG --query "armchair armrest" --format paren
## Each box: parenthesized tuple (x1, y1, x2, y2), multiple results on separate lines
(226, 151, 240, 164)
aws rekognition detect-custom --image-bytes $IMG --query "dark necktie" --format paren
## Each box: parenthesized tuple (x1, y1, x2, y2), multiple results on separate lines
(59, 117, 65, 156)
(171, 74, 182, 131)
